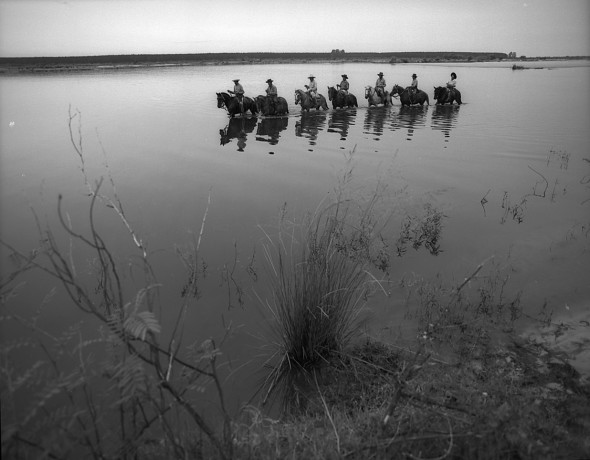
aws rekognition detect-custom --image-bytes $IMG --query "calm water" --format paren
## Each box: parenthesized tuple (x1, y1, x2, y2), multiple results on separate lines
(1, 62, 590, 402)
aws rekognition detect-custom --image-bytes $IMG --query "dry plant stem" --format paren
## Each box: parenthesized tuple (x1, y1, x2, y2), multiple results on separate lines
(403, 416, 453, 460)
(314, 372, 341, 454)
(453, 255, 494, 295)
(383, 344, 430, 426)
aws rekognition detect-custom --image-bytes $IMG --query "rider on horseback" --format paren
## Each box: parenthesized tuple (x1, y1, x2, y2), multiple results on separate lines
(337, 74, 349, 96)
(375, 72, 387, 103)
(229, 79, 245, 113)
(305, 75, 319, 107)
(446, 72, 457, 103)
(265, 78, 278, 113)
(409, 73, 418, 104)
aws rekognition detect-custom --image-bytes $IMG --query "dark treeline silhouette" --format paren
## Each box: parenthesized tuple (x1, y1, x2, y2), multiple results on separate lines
(0, 51, 510, 67)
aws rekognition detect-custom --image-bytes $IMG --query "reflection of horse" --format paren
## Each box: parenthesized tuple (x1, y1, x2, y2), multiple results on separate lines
(363, 106, 389, 137)
(295, 111, 327, 144)
(391, 84, 429, 106)
(431, 104, 460, 141)
(216, 92, 258, 117)
(255, 117, 289, 145)
(294, 89, 329, 112)
(364, 86, 393, 107)
(433, 86, 462, 105)
(396, 105, 428, 140)
(219, 116, 258, 151)
(327, 86, 358, 109)
(328, 108, 356, 140)
(254, 95, 289, 116)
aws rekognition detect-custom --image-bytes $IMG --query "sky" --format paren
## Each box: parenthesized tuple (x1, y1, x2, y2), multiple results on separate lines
(1, 0, 589, 58)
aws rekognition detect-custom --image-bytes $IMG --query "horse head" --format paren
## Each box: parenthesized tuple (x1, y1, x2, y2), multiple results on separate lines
(364, 86, 373, 99)
(216, 92, 225, 108)
(391, 85, 404, 97)
(433, 86, 445, 101)
(294, 90, 303, 105)
(328, 86, 341, 101)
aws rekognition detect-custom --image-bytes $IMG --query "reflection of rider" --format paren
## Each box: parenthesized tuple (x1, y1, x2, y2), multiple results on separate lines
(229, 78, 245, 113)
(446, 72, 457, 102)
(305, 75, 318, 106)
(337, 74, 349, 95)
(409, 73, 418, 103)
(375, 72, 386, 100)
(265, 78, 277, 113)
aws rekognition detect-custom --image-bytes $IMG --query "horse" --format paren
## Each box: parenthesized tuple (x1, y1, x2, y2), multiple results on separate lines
(391, 84, 429, 107)
(216, 92, 258, 117)
(327, 86, 358, 109)
(254, 95, 289, 116)
(294, 89, 329, 112)
(433, 86, 462, 105)
(364, 86, 392, 107)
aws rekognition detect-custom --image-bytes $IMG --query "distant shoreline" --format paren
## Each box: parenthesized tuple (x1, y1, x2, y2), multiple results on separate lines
(1, 52, 588, 74)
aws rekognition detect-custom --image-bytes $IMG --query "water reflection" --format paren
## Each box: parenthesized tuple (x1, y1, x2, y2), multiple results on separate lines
(393, 106, 429, 141)
(255, 117, 289, 145)
(295, 112, 327, 145)
(363, 106, 390, 139)
(327, 109, 357, 140)
(219, 116, 258, 151)
(431, 105, 461, 142)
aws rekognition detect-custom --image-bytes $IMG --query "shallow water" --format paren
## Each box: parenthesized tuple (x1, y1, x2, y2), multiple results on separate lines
(1, 61, 589, 396)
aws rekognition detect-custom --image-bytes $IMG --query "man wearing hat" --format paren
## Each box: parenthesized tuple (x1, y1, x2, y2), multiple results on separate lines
(409, 73, 418, 103)
(305, 74, 318, 105)
(337, 74, 349, 95)
(375, 72, 386, 102)
(229, 78, 245, 113)
(265, 78, 278, 113)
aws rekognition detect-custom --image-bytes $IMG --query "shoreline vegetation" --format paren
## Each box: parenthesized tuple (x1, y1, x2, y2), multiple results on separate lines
(1, 51, 589, 74)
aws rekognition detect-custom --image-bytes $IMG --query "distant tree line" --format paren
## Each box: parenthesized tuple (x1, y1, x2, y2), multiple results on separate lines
(0, 51, 511, 67)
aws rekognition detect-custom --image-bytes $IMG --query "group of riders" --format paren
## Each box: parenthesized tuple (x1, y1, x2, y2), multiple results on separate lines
(375, 71, 458, 104)
(227, 71, 459, 113)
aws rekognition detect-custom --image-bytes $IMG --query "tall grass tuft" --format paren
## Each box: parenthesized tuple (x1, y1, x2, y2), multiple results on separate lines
(259, 199, 379, 411)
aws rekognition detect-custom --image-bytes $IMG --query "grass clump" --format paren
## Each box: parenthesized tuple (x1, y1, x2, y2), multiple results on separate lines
(258, 201, 377, 411)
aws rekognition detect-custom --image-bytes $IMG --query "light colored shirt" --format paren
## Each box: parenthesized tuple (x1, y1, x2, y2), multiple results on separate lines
(266, 84, 277, 97)
(376, 77, 386, 88)
(446, 79, 456, 89)
(339, 80, 349, 91)
(233, 83, 244, 95)
(307, 79, 317, 94)
(411, 78, 418, 89)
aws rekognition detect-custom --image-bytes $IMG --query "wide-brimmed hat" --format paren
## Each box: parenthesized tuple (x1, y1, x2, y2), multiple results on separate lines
(341, 74, 348, 79)
(378, 72, 384, 76)
(233, 79, 240, 82)
(308, 74, 315, 79)
(412, 73, 417, 77)
(266, 78, 273, 83)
